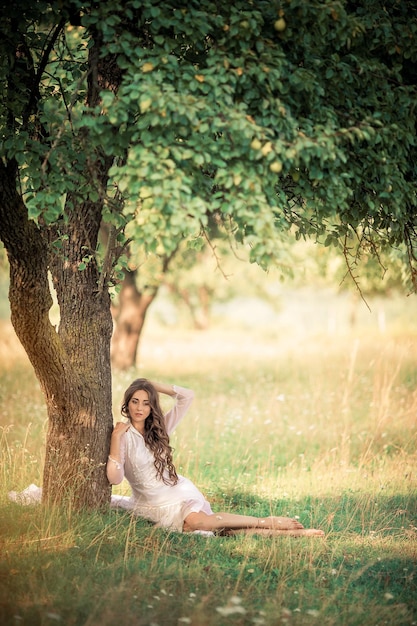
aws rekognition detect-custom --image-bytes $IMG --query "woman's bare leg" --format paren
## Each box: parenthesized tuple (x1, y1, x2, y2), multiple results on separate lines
(225, 528, 325, 537)
(183, 511, 323, 535)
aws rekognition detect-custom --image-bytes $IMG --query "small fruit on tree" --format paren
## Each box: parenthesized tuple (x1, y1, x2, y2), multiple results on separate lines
(269, 160, 283, 173)
(274, 18, 286, 32)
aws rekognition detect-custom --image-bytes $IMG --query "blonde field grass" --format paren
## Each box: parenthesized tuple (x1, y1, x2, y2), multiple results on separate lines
(0, 317, 417, 625)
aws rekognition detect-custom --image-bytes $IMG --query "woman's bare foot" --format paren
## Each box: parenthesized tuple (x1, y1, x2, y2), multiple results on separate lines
(258, 516, 304, 530)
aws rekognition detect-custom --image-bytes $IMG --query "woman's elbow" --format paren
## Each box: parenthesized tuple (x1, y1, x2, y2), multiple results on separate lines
(107, 471, 123, 485)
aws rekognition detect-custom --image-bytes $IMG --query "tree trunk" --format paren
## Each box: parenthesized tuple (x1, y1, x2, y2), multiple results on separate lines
(111, 269, 156, 370)
(0, 29, 122, 509)
(0, 161, 114, 509)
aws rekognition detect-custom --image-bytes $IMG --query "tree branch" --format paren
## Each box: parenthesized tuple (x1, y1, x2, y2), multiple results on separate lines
(23, 18, 66, 126)
(339, 231, 371, 312)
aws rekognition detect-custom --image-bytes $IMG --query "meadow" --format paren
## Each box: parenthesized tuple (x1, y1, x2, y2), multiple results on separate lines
(0, 305, 416, 626)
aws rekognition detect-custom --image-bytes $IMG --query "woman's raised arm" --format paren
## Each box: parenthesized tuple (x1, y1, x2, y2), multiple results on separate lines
(149, 381, 178, 397)
(158, 383, 195, 434)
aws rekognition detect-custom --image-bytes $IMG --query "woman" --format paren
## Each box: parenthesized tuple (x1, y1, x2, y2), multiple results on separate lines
(107, 379, 324, 537)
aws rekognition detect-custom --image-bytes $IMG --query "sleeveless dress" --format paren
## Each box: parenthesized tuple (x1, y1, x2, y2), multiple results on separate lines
(106, 385, 213, 532)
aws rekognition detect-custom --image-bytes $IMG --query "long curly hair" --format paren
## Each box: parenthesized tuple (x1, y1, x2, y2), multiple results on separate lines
(121, 378, 178, 485)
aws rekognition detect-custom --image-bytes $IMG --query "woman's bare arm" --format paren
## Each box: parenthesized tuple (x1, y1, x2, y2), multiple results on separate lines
(107, 422, 129, 484)
(149, 381, 177, 397)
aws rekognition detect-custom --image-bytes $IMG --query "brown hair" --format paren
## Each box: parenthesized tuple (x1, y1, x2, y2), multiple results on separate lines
(121, 378, 178, 485)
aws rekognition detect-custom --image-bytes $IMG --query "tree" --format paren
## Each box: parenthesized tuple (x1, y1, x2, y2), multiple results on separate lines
(110, 252, 176, 370)
(0, 0, 416, 508)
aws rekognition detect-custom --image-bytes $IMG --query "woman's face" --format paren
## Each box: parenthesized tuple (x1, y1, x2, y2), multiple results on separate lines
(128, 389, 151, 433)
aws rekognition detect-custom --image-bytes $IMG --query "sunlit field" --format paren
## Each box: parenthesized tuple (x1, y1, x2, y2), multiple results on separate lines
(1, 294, 416, 626)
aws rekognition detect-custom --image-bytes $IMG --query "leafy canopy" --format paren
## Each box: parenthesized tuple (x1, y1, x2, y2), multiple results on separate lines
(1, 0, 416, 285)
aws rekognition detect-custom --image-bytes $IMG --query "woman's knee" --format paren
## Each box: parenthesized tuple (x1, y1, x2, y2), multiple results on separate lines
(183, 511, 212, 532)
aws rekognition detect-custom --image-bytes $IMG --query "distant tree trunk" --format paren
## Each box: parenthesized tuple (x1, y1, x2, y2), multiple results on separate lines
(111, 268, 157, 370)
(110, 245, 178, 369)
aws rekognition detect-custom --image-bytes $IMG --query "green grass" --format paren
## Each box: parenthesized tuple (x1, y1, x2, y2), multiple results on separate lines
(0, 323, 416, 625)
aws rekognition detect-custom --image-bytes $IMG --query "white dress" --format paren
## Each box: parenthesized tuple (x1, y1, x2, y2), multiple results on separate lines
(106, 385, 213, 532)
